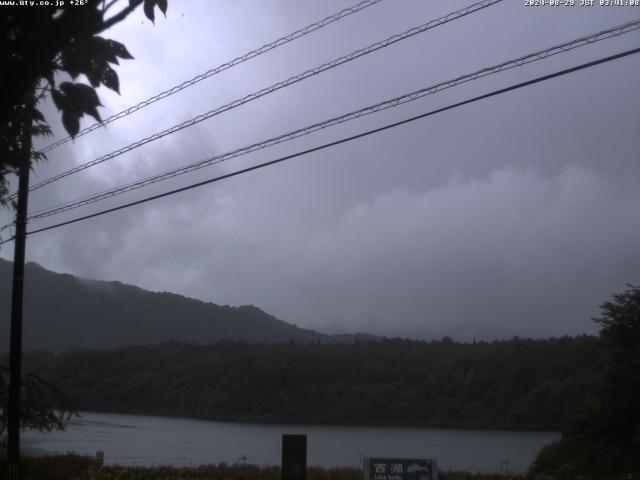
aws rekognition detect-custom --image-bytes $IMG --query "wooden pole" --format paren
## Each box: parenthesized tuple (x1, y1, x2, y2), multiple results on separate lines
(6, 106, 32, 480)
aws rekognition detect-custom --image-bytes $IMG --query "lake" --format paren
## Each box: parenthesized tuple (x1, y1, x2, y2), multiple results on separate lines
(23, 412, 559, 473)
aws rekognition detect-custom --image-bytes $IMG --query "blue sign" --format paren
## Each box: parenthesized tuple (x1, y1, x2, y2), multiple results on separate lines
(364, 458, 438, 480)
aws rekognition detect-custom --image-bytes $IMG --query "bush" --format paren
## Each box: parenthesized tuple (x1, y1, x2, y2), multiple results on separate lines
(0, 453, 98, 480)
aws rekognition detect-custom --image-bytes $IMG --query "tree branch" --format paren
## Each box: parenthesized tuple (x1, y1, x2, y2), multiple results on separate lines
(99, 0, 144, 33)
(102, 0, 120, 14)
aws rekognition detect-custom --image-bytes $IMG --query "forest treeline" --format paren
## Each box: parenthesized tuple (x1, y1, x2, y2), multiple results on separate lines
(11, 336, 604, 431)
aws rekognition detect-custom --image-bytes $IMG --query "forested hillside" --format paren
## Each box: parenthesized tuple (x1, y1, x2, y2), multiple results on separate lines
(15, 336, 604, 430)
(0, 259, 340, 350)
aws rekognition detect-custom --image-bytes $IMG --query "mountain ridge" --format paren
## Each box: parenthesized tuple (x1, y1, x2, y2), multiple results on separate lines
(0, 258, 373, 351)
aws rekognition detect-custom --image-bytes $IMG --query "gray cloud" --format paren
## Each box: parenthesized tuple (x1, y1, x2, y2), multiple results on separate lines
(2, 0, 640, 340)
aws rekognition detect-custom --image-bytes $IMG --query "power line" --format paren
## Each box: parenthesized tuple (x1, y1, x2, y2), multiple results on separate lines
(23, 19, 640, 222)
(37, 0, 385, 154)
(24, 0, 504, 194)
(1, 45, 635, 245)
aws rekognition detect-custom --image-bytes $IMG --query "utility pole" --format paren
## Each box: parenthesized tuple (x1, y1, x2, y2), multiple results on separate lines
(6, 105, 32, 480)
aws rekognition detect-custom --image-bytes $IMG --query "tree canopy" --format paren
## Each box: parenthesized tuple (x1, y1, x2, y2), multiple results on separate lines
(0, 366, 76, 441)
(11, 335, 604, 431)
(0, 0, 169, 449)
(0, 0, 168, 204)
(532, 284, 640, 477)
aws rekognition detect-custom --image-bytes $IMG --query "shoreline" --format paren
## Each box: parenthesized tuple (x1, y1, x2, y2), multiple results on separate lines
(70, 409, 563, 434)
(22, 411, 558, 473)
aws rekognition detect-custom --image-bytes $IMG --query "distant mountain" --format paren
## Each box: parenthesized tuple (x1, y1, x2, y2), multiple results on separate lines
(0, 259, 364, 351)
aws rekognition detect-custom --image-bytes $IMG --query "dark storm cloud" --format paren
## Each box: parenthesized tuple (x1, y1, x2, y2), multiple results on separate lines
(2, 0, 640, 339)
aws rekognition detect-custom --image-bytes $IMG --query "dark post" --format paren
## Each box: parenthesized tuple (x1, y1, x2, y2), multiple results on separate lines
(7, 107, 32, 480)
(281, 434, 307, 480)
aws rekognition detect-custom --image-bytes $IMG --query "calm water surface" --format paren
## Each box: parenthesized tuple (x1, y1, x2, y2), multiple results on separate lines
(23, 412, 558, 472)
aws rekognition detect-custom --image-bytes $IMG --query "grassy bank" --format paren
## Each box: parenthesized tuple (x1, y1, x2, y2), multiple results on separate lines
(1, 454, 635, 480)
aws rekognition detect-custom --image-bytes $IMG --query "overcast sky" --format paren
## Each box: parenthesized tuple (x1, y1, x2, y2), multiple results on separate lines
(2, 0, 640, 339)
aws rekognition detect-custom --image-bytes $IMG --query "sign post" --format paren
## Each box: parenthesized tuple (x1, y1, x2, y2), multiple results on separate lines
(281, 434, 307, 480)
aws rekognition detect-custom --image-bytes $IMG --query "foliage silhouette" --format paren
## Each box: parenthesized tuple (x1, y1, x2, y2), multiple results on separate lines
(0, 0, 168, 205)
(531, 284, 640, 477)
(12, 335, 604, 431)
(0, 366, 76, 442)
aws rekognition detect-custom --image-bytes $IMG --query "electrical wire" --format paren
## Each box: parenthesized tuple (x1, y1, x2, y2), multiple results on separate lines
(0, 45, 635, 245)
(23, 19, 640, 222)
(37, 0, 385, 154)
(23, 0, 504, 195)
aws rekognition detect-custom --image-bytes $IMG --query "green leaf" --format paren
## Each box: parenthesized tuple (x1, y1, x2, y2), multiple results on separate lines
(31, 150, 48, 163)
(61, 110, 80, 138)
(32, 108, 45, 123)
(60, 44, 84, 79)
(93, 37, 119, 64)
(85, 107, 102, 123)
(85, 65, 102, 88)
(157, 0, 167, 16)
(65, 82, 101, 107)
(80, 85, 99, 104)
(58, 81, 76, 95)
(50, 89, 65, 111)
(60, 36, 123, 86)
(106, 39, 134, 60)
(101, 65, 119, 94)
(143, 0, 155, 23)
(59, 82, 102, 123)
